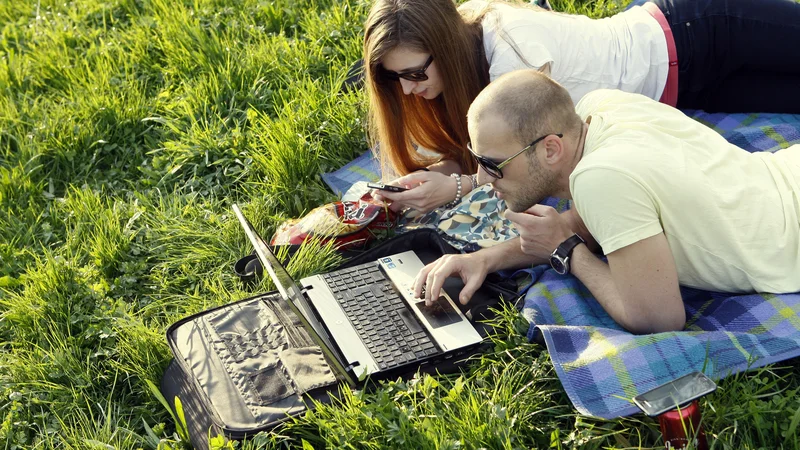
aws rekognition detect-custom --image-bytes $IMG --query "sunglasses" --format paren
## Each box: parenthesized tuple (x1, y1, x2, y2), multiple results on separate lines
(467, 133, 563, 179)
(382, 55, 434, 82)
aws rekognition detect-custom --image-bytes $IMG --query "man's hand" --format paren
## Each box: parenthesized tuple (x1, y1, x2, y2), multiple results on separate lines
(373, 171, 458, 213)
(413, 252, 489, 306)
(505, 205, 574, 259)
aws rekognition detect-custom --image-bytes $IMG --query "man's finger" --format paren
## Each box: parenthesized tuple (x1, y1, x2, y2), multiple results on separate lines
(524, 204, 556, 217)
(505, 209, 539, 226)
(414, 263, 435, 298)
(425, 265, 450, 306)
(459, 273, 483, 305)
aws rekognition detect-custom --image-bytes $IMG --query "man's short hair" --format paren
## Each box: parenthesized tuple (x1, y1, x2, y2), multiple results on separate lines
(470, 69, 581, 145)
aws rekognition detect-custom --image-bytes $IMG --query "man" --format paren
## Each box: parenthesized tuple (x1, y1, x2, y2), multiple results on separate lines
(414, 69, 800, 334)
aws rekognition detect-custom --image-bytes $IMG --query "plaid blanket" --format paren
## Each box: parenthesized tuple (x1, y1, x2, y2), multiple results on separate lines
(320, 111, 800, 418)
(523, 110, 800, 418)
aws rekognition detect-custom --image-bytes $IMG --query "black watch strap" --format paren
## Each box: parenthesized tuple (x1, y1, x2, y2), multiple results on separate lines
(550, 234, 586, 275)
(557, 234, 585, 257)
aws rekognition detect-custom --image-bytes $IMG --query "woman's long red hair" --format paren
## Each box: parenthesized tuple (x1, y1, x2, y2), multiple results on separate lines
(364, 0, 490, 176)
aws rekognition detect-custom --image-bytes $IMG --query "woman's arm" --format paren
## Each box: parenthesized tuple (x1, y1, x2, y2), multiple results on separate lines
(427, 158, 462, 175)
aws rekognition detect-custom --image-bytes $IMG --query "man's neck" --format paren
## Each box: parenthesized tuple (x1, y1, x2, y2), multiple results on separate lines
(574, 119, 589, 167)
(554, 120, 589, 199)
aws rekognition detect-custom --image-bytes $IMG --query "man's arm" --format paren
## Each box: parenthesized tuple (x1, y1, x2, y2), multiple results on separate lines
(413, 237, 545, 305)
(413, 208, 599, 305)
(507, 205, 684, 334)
(569, 233, 685, 334)
(561, 207, 600, 253)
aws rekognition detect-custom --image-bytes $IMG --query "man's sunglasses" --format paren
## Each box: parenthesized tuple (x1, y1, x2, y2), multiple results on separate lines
(382, 55, 434, 82)
(467, 133, 563, 179)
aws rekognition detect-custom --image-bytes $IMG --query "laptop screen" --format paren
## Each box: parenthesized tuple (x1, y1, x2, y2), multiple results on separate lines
(232, 204, 354, 385)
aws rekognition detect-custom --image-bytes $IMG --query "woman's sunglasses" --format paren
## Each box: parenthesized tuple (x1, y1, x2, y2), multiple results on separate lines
(382, 55, 434, 82)
(467, 133, 563, 179)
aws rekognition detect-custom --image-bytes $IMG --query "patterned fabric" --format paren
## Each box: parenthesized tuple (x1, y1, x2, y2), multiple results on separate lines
(322, 156, 570, 251)
(522, 110, 800, 419)
(398, 187, 572, 251)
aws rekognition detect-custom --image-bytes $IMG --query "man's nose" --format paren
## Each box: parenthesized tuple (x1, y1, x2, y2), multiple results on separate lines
(399, 78, 416, 95)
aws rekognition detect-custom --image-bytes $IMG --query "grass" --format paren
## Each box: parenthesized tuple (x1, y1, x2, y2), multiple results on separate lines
(1, 0, 799, 448)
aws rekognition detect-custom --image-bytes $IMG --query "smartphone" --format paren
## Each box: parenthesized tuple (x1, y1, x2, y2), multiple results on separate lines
(367, 182, 408, 193)
(633, 372, 717, 417)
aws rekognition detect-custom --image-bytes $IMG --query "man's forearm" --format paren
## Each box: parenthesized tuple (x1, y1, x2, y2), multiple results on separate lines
(482, 238, 548, 273)
(568, 245, 677, 334)
(569, 245, 625, 318)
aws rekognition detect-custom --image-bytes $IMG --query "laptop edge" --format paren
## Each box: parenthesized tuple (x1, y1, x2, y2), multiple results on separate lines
(232, 204, 356, 387)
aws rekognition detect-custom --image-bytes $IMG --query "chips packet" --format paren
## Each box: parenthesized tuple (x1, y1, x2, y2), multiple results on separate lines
(270, 192, 396, 251)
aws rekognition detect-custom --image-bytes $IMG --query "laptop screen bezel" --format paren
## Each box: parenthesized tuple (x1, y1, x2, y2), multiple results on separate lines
(232, 204, 355, 386)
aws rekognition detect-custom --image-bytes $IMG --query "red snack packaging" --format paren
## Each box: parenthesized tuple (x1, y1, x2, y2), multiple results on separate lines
(270, 192, 396, 251)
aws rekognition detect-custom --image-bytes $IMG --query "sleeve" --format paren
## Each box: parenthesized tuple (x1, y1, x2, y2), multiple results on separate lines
(570, 166, 663, 254)
(574, 90, 629, 120)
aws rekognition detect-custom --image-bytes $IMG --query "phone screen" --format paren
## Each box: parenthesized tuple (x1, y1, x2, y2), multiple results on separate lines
(633, 372, 717, 417)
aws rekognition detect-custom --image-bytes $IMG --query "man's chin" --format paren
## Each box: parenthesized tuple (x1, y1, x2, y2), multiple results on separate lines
(504, 196, 541, 213)
(505, 200, 526, 213)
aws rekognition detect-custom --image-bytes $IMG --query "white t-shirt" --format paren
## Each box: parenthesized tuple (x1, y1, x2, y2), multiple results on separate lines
(460, 1, 669, 104)
(570, 89, 800, 294)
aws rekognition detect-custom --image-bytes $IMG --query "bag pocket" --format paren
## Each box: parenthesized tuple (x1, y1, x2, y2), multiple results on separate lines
(202, 298, 338, 424)
(248, 363, 294, 405)
(279, 347, 337, 393)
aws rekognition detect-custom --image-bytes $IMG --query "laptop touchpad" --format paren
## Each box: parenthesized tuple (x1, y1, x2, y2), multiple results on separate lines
(415, 298, 462, 328)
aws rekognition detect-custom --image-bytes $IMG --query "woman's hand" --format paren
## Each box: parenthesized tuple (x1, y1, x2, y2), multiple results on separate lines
(372, 171, 458, 213)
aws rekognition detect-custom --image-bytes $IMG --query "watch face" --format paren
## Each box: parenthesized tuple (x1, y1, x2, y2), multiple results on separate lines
(550, 255, 568, 275)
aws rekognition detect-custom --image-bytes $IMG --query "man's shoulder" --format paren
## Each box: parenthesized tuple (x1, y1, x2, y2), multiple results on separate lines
(571, 137, 657, 194)
(575, 89, 649, 116)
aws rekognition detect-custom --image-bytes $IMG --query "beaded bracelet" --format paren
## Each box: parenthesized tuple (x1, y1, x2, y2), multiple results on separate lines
(443, 173, 462, 209)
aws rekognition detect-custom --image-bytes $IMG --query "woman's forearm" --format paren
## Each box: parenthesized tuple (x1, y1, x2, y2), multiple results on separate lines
(427, 158, 462, 175)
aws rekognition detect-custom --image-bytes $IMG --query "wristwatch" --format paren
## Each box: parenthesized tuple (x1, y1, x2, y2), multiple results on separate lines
(549, 234, 586, 275)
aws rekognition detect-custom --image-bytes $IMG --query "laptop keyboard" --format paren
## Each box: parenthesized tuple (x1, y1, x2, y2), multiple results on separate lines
(323, 264, 440, 370)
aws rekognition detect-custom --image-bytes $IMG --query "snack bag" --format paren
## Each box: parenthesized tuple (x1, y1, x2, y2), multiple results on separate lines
(270, 192, 396, 251)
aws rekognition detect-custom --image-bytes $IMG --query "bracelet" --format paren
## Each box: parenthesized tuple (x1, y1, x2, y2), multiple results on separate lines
(443, 173, 462, 209)
(467, 174, 477, 191)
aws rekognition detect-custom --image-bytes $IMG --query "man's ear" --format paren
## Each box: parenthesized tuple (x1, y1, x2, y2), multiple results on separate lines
(541, 134, 564, 165)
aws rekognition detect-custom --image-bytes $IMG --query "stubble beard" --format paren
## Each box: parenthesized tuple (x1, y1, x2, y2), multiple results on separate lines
(504, 156, 558, 213)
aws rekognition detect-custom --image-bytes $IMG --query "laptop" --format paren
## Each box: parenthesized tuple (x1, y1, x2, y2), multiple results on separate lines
(232, 204, 483, 384)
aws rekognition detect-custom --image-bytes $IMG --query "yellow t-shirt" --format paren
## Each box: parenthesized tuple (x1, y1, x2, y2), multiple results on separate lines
(570, 89, 800, 293)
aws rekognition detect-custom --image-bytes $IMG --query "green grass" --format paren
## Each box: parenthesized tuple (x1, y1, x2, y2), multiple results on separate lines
(1, 0, 799, 448)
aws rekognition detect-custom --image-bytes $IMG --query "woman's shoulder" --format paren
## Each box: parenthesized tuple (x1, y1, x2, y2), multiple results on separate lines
(458, 0, 487, 12)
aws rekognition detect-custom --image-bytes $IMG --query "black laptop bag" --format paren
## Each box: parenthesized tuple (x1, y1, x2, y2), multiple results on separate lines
(160, 229, 521, 449)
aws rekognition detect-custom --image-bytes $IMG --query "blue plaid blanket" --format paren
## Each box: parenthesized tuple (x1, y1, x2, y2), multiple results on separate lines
(321, 112, 800, 419)
(523, 110, 800, 418)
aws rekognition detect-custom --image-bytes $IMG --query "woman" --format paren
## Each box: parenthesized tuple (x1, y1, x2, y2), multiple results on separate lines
(365, 0, 800, 212)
